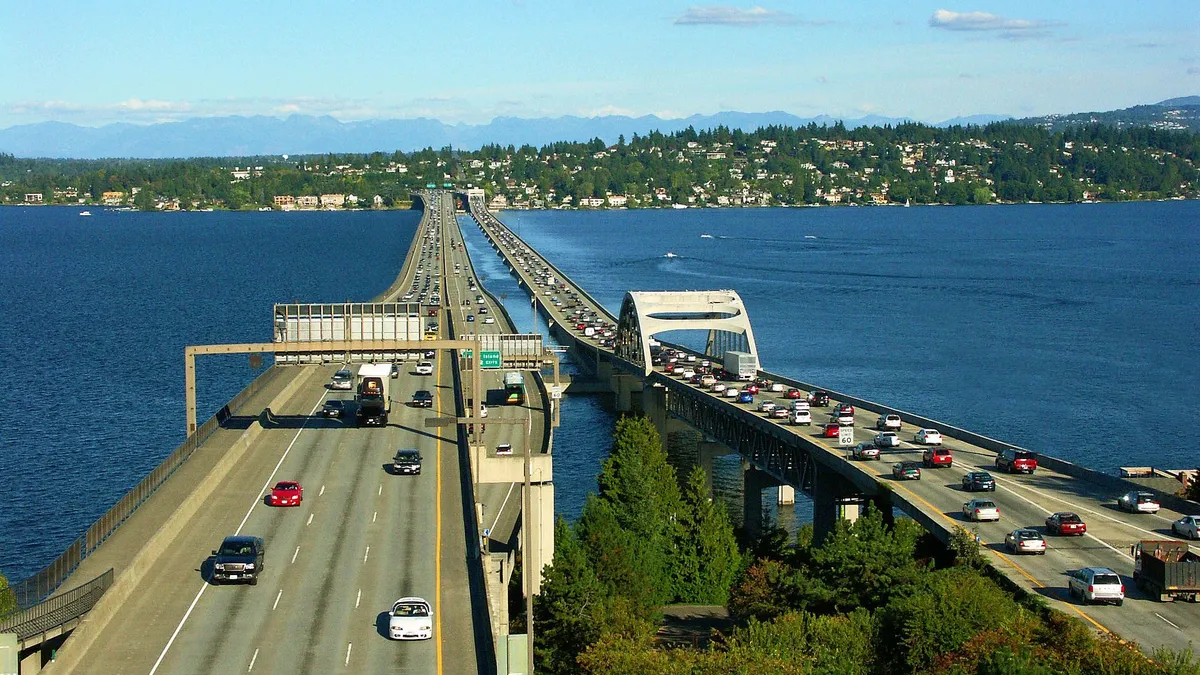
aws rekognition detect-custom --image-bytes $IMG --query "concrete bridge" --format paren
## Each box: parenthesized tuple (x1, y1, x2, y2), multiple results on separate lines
(460, 192, 1200, 656)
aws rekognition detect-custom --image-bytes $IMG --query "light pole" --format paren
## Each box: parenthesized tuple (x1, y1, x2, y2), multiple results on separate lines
(523, 409, 535, 673)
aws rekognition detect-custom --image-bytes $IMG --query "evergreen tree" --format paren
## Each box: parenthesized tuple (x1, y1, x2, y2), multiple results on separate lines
(535, 518, 608, 675)
(673, 466, 742, 604)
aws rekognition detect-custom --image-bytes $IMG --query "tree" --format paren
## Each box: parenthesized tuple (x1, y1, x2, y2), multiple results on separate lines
(133, 186, 155, 211)
(535, 518, 609, 675)
(673, 466, 742, 604)
(1186, 472, 1200, 502)
(0, 569, 16, 617)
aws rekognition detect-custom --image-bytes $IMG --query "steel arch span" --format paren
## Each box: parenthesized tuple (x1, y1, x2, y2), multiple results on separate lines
(614, 290, 759, 376)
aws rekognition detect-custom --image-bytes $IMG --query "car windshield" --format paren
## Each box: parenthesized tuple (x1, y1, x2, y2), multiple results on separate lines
(1092, 573, 1121, 586)
(275, 483, 298, 491)
(395, 450, 419, 460)
(973, 473, 992, 481)
(218, 542, 254, 556)
(393, 603, 429, 617)
(974, 501, 996, 509)
(1014, 451, 1035, 459)
(1058, 513, 1081, 523)
(1016, 530, 1040, 539)
(334, 371, 350, 379)
(325, 400, 342, 407)
(1137, 494, 1157, 503)
(902, 462, 920, 469)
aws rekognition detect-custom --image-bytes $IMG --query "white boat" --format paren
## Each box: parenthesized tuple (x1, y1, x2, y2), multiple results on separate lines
(79, 210, 92, 216)
(699, 233, 713, 239)
(904, 199, 911, 207)
(804, 235, 817, 239)
(671, 204, 688, 209)
(664, 252, 678, 258)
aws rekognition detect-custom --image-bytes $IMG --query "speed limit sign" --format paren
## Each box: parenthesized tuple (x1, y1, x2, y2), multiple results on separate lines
(838, 425, 855, 447)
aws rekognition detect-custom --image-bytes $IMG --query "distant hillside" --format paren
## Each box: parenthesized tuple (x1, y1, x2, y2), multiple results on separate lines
(1021, 101, 1200, 133)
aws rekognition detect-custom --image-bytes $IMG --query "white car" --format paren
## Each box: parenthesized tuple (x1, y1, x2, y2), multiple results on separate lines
(832, 410, 854, 426)
(1067, 568, 1124, 606)
(876, 414, 902, 431)
(1004, 529, 1046, 555)
(790, 400, 810, 412)
(874, 432, 901, 448)
(963, 498, 1000, 522)
(484, 317, 496, 324)
(415, 361, 434, 376)
(790, 410, 812, 426)
(915, 429, 942, 445)
(769, 383, 785, 393)
(711, 383, 727, 394)
(758, 401, 777, 414)
(388, 597, 433, 640)
(1117, 490, 1160, 514)
(1172, 515, 1200, 540)
(679, 368, 696, 380)
(723, 387, 740, 398)
(330, 369, 353, 390)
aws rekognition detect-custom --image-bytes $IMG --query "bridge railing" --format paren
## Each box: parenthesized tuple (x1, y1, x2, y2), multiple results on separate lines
(9, 365, 283, 608)
(0, 568, 113, 643)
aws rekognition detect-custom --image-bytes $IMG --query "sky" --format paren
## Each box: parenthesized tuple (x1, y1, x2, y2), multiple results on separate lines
(1, 0, 1196, 129)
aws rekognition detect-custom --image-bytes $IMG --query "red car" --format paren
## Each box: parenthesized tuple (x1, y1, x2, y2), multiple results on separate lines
(1045, 512, 1087, 536)
(268, 481, 303, 507)
(922, 447, 954, 468)
(822, 423, 842, 438)
(744, 383, 760, 394)
(786, 388, 803, 399)
(836, 403, 855, 416)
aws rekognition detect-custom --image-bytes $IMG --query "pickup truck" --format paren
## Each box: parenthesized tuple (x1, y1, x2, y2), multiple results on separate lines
(211, 535, 265, 585)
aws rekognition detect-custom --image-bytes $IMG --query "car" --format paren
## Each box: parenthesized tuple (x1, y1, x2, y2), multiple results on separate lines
(322, 399, 345, 418)
(478, 306, 488, 314)
(995, 448, 1038, 474)
(711, 383, 727, 394)
(758, 401, 777, 414)
(1067, 568, 1124, 606)
(392, 448, 422, 475)
(1046, 512, 1087, 536)
(963, 498, 1000, 522)
(1117, 490, 1161, 514)
(876, 414, 902, 431)
(922, 447, 953, 468)
(737, 391, 754, 404)
(411, 390, 434, 408)
(1005, 529, 1047, 555)
(390, 363, 401, 379)
(874, 432, 901, 448)
(851, 442, 881, 461)
(835, 403, 855, 416)
(769, 383, 785, 393)
(961, 471, 996, 492)
(1171, 515, 1200, 540)
(496, 443, 513, 456)
(821, 423, 841, 438)
(267, 481, 303, 507)
(893, 461, 922, 480)
(422, 350, 436, 359)
(914, 429, 942, 445)
(388, 597, 434, 640)
(791, 410, 812, 426)
(785, 388, 804, 399)
(808, 391, 831, 407)
(771, 407, 791, 420)
(484, 317, 495, 324)
(790, 400, 810, 412)
(679, 368, 697, 380)
(211, 535, 265, 585)
(466, 314, 475, 322)
(423, 331, 437, 341)
(723, 387, 741, 399)
(832, 409, 854, 426)
(330, 369, 353, 390)
(415, 361, 434, 375)
(744, 383, 760, 394)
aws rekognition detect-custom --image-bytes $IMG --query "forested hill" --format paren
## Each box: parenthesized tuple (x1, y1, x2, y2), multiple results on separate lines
(1, 121, 1197, 210)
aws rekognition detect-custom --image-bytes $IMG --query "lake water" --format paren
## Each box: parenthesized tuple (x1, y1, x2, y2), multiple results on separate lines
(2, 201, 1197, 582)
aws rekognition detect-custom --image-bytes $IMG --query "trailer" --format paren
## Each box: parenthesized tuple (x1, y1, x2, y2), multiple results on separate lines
(1132, 540, 1200, 602)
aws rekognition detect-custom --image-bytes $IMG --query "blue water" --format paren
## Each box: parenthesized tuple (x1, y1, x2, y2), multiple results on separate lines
(0, 207, 418, 582)
(2, 202, 1198, 584)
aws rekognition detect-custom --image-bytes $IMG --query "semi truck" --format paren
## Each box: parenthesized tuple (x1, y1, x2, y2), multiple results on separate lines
(356, 363, 393, 427)
(723, 350, 758, 382)
(1131, 540, 1200, 602)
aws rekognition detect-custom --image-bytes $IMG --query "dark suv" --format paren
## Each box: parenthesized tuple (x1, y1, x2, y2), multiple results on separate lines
(211, 535, 265, 585)
(995, 448, 1037, 474)
(411, 390, 434, 408)
(809, 391, 831, 407)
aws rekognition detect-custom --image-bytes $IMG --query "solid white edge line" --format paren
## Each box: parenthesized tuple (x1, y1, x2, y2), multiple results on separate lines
(1155, 613, 1181, 630)
(147, 386, 326, 675)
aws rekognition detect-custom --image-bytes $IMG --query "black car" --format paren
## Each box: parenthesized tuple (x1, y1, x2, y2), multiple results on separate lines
(211, 535, 265, 585)
(392, 448, 422, 475)
(809, 391, 831, 407)
(412, 390, 434, 408)
(961, 471, 996, 492)
(322, 399, 344, 418)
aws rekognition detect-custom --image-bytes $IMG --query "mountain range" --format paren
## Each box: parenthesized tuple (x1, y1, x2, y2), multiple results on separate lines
(0, 98, 1194, 159)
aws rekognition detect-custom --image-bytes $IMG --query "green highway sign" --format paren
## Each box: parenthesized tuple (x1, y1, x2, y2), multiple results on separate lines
(481, 350, 502, 369)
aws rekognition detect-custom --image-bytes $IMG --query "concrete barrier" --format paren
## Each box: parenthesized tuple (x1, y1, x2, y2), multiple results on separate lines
(45, 366, 319, 674)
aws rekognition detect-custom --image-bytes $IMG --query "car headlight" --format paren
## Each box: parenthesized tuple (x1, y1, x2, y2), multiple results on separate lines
(244, 563, 255, 570)
(214, 563, 224, 571)
(420, 625, 431, 631)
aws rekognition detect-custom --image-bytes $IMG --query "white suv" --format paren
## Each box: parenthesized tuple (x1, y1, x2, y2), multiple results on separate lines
(1068, 567, 1124, 606)
(876, 414, 902, 431)
(415, 361, 434, 376)
(914, 429, 942, 445)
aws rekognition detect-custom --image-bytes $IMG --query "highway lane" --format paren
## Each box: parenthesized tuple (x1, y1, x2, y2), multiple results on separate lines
(466, 198, 1200, 655)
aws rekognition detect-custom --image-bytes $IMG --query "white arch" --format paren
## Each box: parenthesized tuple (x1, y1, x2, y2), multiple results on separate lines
(615, 290, 759, 376)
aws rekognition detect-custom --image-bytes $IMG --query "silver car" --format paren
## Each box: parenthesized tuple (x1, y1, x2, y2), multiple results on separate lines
(1004, 529, 1046, 555)
(963, 498, 1000, 522)
(874, 432, 901, 448)
(1067, 567, 1124, 606)
(1172, 515, 1200, 540)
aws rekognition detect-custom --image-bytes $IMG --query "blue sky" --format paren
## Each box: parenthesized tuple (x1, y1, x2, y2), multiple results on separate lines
(1, 0, 1196, 128)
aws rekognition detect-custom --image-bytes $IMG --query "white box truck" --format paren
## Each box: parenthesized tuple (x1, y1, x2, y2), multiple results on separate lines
(723, 350, 758, 381)
(356, 363, 393, 427)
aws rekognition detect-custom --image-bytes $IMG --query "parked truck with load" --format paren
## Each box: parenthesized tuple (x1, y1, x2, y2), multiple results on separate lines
(1131, 540, 1200, 602)
(723, 350, 758, 382)
(356, 363, 393, 427)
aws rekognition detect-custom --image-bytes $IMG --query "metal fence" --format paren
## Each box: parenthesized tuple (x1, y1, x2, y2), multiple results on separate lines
(0, 569, 113, 642)
(8, 366, 282, 609)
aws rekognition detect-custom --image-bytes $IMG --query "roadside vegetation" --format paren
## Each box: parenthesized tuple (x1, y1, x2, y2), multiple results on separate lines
(0, 570, 16, 617)
(535, 414, 1200, 674)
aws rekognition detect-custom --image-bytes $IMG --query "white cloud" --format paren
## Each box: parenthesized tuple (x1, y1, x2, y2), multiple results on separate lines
(115, 98, 191, 113)
(928, 9, 1053, 38)
(585, 104, 637, 117)
(675, 6, 800, 26)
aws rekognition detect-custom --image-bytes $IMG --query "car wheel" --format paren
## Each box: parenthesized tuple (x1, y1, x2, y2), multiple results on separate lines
(1115, 599, 1123, 607)
(250, 576, 258, 586)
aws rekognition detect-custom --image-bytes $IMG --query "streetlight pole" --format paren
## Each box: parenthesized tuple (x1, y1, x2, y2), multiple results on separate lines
(523, 409, 535, 673)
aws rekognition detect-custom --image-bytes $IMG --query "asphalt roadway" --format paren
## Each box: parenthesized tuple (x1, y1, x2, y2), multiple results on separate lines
(469, 199, 1200, 657)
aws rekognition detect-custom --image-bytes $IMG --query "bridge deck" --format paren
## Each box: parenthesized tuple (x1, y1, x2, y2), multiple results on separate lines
(464, 197, 1200, 655)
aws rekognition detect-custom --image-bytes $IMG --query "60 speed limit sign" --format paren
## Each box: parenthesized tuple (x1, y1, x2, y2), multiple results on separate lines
(838, 425, 855, 447)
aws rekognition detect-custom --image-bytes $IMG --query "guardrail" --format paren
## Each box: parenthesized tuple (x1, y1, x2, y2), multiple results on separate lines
(9, 365, 283, 608)
(0, 569, 113, 643)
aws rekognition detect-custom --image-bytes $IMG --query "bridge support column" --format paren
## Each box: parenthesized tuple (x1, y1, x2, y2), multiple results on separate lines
(742, 467, 775, 541)
(614, 374, 636, 413)
(698, 440, 729, 494)
(524, 481, 555, 596)
(778, 485, 796, 505)
(641, 384, 668, 436)
(812, 464, 862, 545)
(20, 646, 41, 674)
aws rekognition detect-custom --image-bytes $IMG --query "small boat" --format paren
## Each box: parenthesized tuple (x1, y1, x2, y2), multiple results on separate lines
(804, 235, 817, 239)
(664, 252, 678, 258)
(79, 210, 92, 216)
(904, 199, 911, 207)
(671, 204, 688, 209)
(699, 234, 713, 239)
